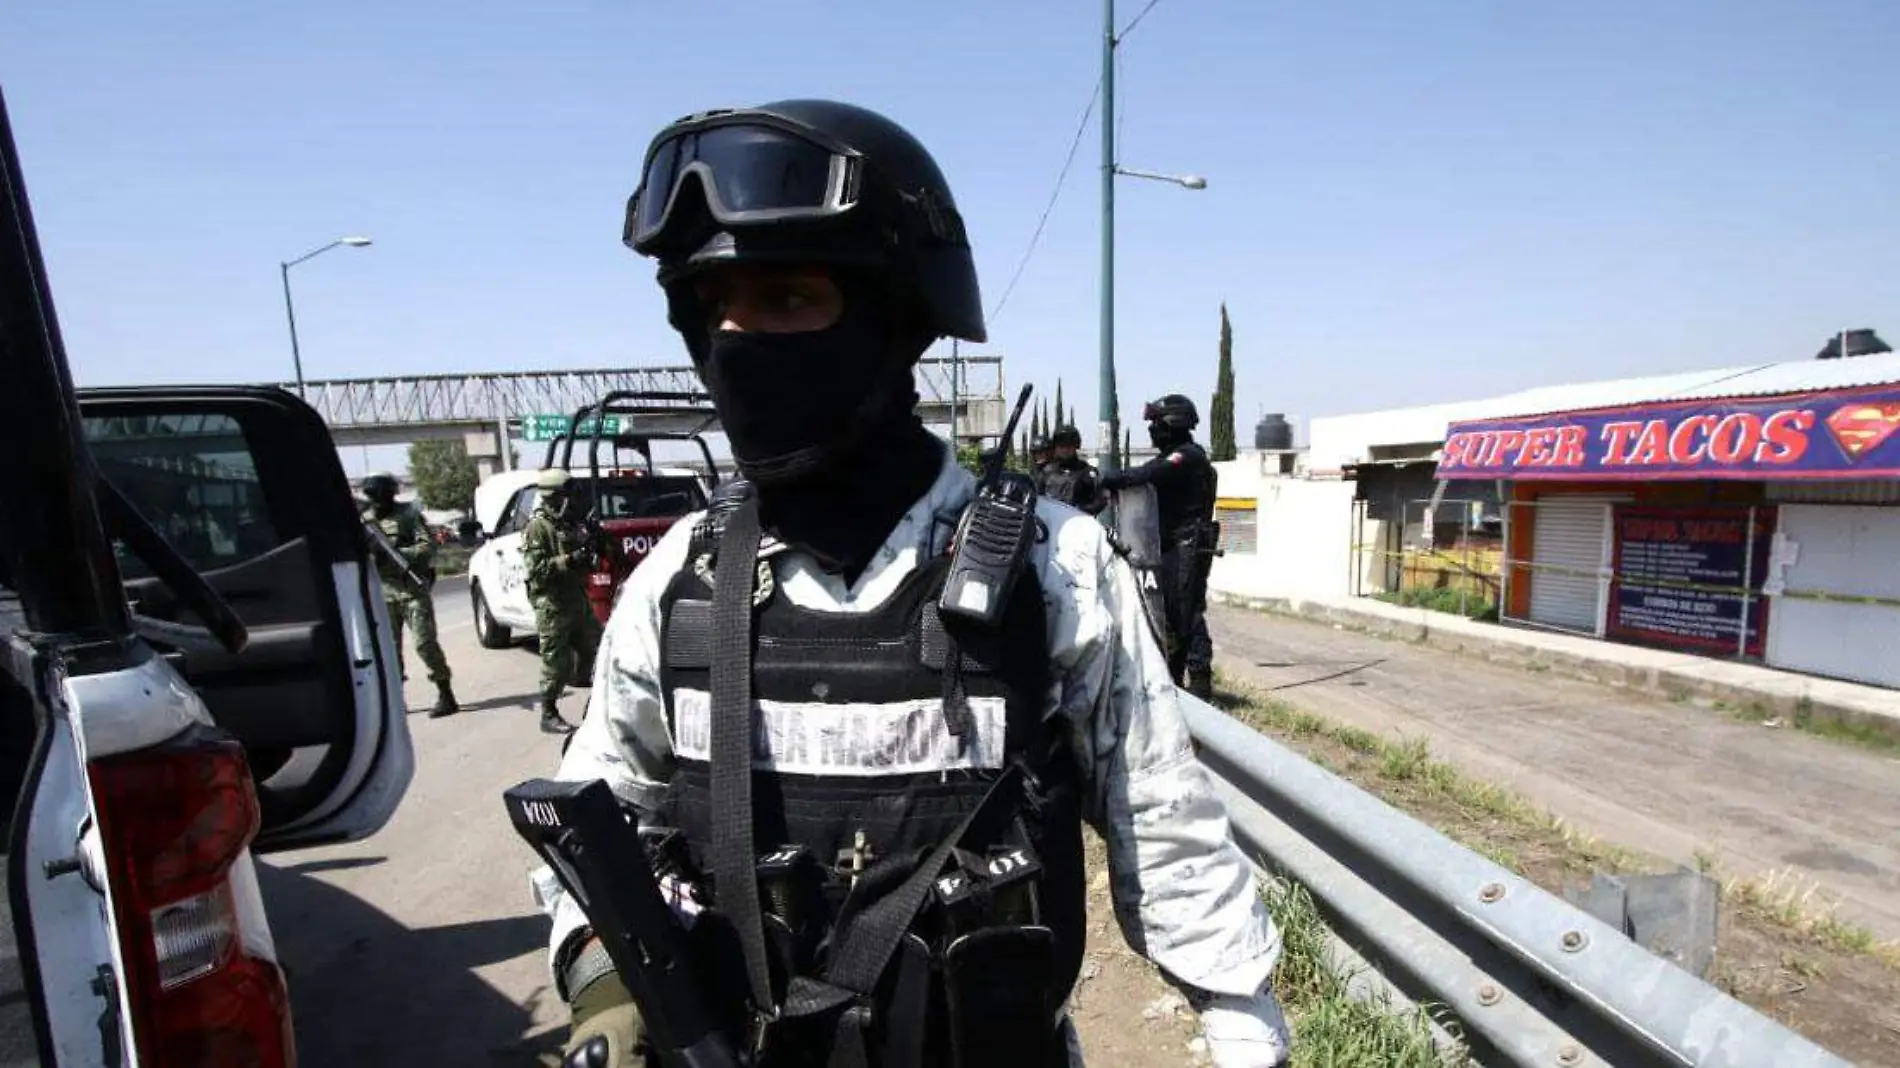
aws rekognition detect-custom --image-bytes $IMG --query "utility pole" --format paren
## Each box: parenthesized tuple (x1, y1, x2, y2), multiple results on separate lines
(949, 338, 961, 448)
(1095, 0, 1205, 472)
(1098, 0, 1119, 474)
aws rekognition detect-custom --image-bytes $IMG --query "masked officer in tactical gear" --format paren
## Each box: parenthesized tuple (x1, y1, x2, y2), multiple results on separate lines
(521, 468, 601, 736)
(361, 473, 458, 717)
(1034, 424, 1103, 514)
(1099, 396, 1220, 698)
(533, 99, 1288, 1068)
(1029, 434, 1053, 471)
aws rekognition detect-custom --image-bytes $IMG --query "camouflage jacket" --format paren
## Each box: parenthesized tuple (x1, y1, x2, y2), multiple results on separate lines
(521, 504, 587, 602)
(363, 504, 434, 600)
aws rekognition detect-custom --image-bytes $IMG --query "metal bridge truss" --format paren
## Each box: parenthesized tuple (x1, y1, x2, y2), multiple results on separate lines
(277, 356, 1008, 448)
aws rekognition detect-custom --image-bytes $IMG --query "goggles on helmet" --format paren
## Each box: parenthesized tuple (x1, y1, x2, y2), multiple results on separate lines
(623, 115, 865, 255)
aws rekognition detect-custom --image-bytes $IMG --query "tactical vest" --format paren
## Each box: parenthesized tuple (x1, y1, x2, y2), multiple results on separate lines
(1155, 443, 1218, 547)
(655, 504, 1085, 1067)
(1035, 462, 1091, 509)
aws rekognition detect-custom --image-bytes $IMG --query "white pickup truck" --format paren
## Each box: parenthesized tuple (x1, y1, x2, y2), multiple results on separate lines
(1, 89, 412, 1065)
(465, 467, 708, 646)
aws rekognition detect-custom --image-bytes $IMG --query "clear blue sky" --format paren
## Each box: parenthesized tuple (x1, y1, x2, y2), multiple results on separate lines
(6, 0, 1895, 472)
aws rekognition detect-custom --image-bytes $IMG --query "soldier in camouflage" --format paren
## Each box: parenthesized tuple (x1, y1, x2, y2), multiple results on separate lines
(520, 469, 599, 736)
(360, 473, 458, 717)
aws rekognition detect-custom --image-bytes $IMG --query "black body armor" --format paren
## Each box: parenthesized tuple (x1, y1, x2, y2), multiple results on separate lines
(650, 496, 1085, 1067)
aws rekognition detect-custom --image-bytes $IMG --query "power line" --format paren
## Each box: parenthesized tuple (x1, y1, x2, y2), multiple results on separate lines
(986, 80, 1101, 327)
(1118, 0, 1168, 41)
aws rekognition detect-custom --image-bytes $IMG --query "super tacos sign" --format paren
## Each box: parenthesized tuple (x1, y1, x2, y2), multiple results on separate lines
(1436, 386, 1900, 481)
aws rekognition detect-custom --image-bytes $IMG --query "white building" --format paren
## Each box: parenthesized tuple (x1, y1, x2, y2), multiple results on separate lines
(1208, 352, 1900, 689)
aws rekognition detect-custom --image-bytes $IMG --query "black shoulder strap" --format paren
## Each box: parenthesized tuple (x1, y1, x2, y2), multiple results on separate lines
(708, 492, 775, 1023)
(781, 764, 1026, 1020)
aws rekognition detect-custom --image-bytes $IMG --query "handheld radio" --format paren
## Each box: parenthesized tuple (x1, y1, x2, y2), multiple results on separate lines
(940, 385, 1038, 629)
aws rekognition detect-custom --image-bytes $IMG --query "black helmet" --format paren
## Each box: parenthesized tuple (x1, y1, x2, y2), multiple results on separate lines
(1050, 424, 1082, 448)
(625, 99, 985, 345)
(1142, 394, 1200, 432)
(1031, 436, 1052, 455)
(361, 472, 398, 503)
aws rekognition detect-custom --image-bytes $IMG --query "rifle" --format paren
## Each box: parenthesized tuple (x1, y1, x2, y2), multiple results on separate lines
(363, 518, 433, 595)
(504, 778, 743, 1068)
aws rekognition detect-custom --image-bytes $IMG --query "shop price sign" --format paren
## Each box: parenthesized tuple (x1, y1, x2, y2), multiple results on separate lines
(1607, 505, 1776, 657)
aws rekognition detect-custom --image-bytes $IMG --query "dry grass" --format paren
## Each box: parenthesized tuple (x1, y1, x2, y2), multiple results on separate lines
(1216, 673, 1899, 973)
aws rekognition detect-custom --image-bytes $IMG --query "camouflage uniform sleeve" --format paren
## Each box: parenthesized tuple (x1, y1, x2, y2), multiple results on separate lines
(399, 507, 435, 565)
(1034, 504, 1281, 999)
(521, 513, 565, 590)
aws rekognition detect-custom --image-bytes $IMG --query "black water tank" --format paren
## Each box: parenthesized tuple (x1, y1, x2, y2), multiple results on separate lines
(1255, 413, 1293, 451)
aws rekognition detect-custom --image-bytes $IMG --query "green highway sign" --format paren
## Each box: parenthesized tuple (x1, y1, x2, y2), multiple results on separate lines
(518, 413, 634, 443)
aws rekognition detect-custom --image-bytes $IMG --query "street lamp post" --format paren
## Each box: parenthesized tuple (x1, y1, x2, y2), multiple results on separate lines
(280, 236, 372, 396)
(1098, 0, 1205, 473)
(1100, 0, 1118, 472)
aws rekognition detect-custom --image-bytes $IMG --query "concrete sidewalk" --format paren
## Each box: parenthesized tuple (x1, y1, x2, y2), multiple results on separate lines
(1211, 590, 1900, 743)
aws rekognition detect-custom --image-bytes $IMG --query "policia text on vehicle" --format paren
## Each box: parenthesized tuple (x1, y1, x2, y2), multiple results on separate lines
(520, 99, 1290, 1068)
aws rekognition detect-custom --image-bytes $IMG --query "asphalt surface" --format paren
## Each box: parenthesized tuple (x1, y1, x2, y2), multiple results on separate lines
(1208, 603, 1900, 940)
(262, 575, 574, 1066)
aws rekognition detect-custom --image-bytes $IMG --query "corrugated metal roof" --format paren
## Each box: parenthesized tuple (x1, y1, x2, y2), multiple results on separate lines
(1470, 352, 1900, 421)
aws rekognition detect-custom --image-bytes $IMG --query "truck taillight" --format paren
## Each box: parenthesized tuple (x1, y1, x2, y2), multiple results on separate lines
(88, 726, 294, 1068)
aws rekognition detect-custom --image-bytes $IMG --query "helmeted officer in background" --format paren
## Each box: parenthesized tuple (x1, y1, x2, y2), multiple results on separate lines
(1099, 396, 1219, 698)
(1029, 434, 1053, 471)
(361, 472, 457, 717)
(534, 100, 1288, 1068)
(1034, 424, 1103, 513)
(521, 468, 601, 736)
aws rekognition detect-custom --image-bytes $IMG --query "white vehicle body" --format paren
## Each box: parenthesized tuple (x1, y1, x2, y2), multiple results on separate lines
(466, 467, 709, 649)
(4, 88, 413, 1066)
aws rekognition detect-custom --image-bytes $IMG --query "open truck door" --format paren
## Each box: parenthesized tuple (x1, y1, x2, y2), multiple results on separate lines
(1, 84, 410, 1064)
(76, 386, 414, 846)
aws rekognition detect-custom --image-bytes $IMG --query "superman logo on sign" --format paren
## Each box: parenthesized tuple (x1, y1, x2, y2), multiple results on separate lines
(1824, 402, 1900, 461)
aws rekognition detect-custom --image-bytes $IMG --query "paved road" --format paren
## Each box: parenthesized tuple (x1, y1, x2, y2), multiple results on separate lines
(1208, 603, 1900, 940)
(263, 576, 573, 1066)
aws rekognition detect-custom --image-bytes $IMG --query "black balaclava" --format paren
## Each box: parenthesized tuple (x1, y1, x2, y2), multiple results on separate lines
(1149, 422, 1189, 452)
(685, 274, 942, 582)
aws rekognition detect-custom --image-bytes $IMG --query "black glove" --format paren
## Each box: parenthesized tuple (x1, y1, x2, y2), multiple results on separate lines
(1099, 471, 1130, 492)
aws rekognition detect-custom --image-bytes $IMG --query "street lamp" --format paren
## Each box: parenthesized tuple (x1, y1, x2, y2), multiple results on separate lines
(1099, 0, 1205, 473)
(281, 236, 372, 395)
(1115, 166, 1207, 190)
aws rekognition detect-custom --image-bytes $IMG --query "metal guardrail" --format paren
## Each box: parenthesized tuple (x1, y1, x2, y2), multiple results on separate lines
(1182, 700, 1851, 1068)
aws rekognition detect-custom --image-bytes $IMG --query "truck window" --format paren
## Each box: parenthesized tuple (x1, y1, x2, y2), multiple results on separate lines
(83, 412, 284, 580)
(592, 476, 706, 520)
